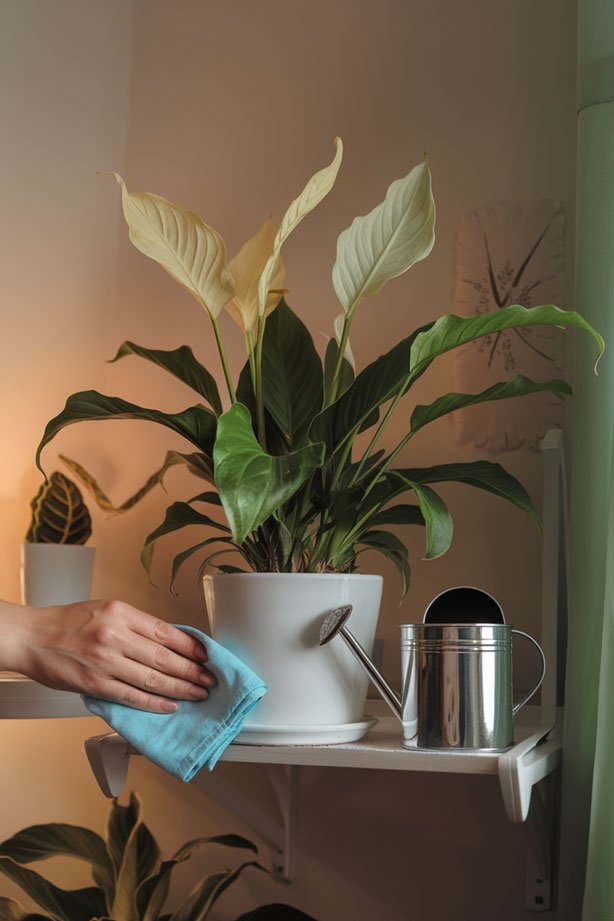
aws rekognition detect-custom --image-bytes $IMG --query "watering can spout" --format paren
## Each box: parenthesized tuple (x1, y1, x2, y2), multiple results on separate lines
(319, 605, 403, 721)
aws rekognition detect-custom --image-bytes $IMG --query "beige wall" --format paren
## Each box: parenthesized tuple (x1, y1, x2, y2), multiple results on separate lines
(0, 1, 576, 918)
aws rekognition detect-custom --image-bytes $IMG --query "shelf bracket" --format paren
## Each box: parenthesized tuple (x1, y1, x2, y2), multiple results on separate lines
(84, 732, 299, 882)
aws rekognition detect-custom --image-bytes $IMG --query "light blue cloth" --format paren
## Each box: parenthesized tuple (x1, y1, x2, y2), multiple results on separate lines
(84, 626, 267, 782)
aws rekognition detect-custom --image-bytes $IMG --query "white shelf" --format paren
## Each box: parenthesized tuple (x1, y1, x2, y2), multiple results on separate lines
(223, 703, 560, 779)
(0, 673, 89, 719)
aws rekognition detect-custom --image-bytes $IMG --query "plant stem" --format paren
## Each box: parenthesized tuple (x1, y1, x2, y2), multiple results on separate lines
(255, 315, 267, 448)
(325, 313, 352, 406)
(211, 316, 236, 404)
(246, 331, 257, 393)
(362, 427, 415, 501)
(351, 382, 408, 485)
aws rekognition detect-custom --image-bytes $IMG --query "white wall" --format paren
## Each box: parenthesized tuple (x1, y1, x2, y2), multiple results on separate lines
(0, 2, 576, 919)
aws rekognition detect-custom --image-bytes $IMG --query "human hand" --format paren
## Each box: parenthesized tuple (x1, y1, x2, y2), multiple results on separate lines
(12, 599, 215, 713)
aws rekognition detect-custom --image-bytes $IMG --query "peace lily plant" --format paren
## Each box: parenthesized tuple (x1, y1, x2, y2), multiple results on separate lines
(37, 138, 603, 594)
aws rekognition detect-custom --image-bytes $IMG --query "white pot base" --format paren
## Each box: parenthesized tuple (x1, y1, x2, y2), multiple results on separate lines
(233, 716, 378, 746)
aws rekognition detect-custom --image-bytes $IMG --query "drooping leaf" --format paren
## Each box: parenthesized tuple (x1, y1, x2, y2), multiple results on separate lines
(226, 219, 286, 333)
(25, 472, 91, 545)
(37, 393, 217, 475)
(110, 174, 234, 318)
(0, 897, 51, 921)
(333, 157, 435, 316)
(408, 305, 605, 383)
(409, 375, 572, 435)
(141, 502, 230, 576)
(109, 342, 223, 415)
(258, 138, 343, 314)
(214, 404, 325, 543)
(0, 859, 105, 921)
(356, 530, 411, 597)
(258, 299, 323, 446)
(61, 450, 215, 517)
(380, 461, 541, 532)
(187, 491, 222, 506)
(0, 824, 114, 908)
(392, 479, 453, 559)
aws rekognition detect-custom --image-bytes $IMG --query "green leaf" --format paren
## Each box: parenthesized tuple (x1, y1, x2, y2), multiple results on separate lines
(170, 862, 264, 921)
(259, 299, 324, 446)
(169, 536, 235, 592)
(408, 304, 605, 382)
(214, 404, 325, 544)
(236, 906, 318, 921)
(356, 530, 411, 597)
(410, 375, 572, 435)
(0, 897, 51, 921)
(106, 794, 141, 879)
(111, 822, 159, 921)
(141, 501, 231, 577)
(173, 834, 258, 859)
(25, 472, 91, 545)
(0, 859, 105, 921)
(386, 461, 541, 531)
(392, 479, 452, 559)
(333, 157, 435, 315)
(0, 824, 114, 908)
(367, 503, 425, 528)
(137, 834, 253, 921)
(236, 362, 291, 456)
(37, 392, 217, 474)
(109, 341, 223, 415)
(310, 324, 432, 455)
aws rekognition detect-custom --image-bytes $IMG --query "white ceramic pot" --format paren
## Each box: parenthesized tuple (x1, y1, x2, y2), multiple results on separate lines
(203, 572, 383, 744)
(21, 543, 95, 607)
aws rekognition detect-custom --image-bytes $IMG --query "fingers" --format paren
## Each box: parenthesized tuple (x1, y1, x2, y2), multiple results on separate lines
(109, 656, 212, 704)
(124, 606, 208, 663)
(92, 677, 181, 714)
(118, 634, 216, 690)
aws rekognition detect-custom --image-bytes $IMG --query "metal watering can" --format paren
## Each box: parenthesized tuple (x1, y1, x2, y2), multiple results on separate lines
(319, 587, 546, 752)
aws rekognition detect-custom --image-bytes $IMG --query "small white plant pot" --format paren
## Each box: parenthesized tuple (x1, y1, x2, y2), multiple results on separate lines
(21, 543, 95, 607)
(203, 572, 383, 744)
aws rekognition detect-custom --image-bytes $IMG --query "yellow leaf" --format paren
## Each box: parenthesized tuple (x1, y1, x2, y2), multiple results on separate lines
(258, 137, 343, 315)
(333, 157, 435, 316)
(110, 173, 234, 318)
(226, 219, 286, 333)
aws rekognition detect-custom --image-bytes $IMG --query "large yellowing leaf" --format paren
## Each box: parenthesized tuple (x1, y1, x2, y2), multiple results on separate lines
(332, 158, 435, 315)
(257, 137, 343, 314)
(110, 174, 234, 318)
(226, 219, 286, 333)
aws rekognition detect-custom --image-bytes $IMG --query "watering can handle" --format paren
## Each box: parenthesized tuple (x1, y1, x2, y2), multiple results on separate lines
(511, 629, 547, 716)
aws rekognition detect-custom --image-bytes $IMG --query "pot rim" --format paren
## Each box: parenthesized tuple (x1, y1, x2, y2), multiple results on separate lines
(202, 571, 383, 583)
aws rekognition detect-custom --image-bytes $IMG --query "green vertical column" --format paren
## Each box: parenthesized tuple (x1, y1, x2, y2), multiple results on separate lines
(559, 1, 614, 917)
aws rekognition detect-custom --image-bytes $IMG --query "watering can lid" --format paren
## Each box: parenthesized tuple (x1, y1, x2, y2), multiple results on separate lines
(423, 586, 506, 625)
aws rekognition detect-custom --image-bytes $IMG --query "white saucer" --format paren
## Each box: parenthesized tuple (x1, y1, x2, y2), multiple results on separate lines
(233, 717, 378, 746)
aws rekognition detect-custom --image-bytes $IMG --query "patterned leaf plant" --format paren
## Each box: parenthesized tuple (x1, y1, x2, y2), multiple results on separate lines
(26, 472, 92, 545)
(0, 792, 317, 921)
(36, 140, 605, 594)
